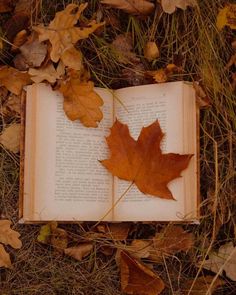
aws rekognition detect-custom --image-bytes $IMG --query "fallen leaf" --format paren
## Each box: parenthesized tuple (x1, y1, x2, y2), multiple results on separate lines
(51, 227, 68, 252)
(161, 0, 197, 14)
(146, 63, 182, 83)
(59, 77, 103, 127)
(0, 66, 31, 95)
(37, 224, 51, 244)
(120, 251, 165, 295)
(0, 124, 21, 153)
(0, 220, 22, 249)
(97, 223, 131, 240)
(0, 0, 13, 13)
(19, 37, 47, 67)
(64, 243, 93, 261)
(150, 226, 194, 261)
(144, 41, 159, 61)
(29, 62, 64, 84)
(0, 244, 12, 269)
(33, 3, 104, 70)
(111, 34, 139, 64)
(2, 93, 21, 116)
(216, 4, 236, 30)
(193, 83, 211, 108)
(101, 120, 192, 199)
(101, 0, 155, 16)
(199, 242, 236, 281)
(182, 276, 225, 295)
(128, 240, 152, 259)
(11, 29, 28, 52)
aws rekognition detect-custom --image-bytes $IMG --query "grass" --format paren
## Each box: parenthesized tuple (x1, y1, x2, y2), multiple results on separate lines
(0, 0, 236, 294)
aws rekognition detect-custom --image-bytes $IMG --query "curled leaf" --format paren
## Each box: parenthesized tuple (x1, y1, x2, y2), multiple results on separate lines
(64, 243, 93, 261)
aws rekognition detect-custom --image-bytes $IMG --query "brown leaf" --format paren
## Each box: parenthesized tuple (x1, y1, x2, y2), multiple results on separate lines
(144, 41, 159, 61)
(193, 83, 211, 108)
(101, 0, 155, 16)
(0, 244, 12, 269)
(0, 123, 21, 153)
(120, 251, 165, 295)
(146, 63, 182, 83)
(29, 61, 65, 84)
(150, 226, 194, 260)
(33, 3, 104, 70)
(51, 227, 68, 252)
(64, 243, 93, 261)
(97, 223, 131, 240)
(182, 276, 225, 295)
(111, 34, 139, 64)
(0, 0, 13, 13)
(59, 77, 103, 127)
(3, 13, 29, 42)
(0, 66, 31, 95)
(101, 120, 192, 199)
(161, 0, 197, 14)
(128, 240, 152, 259)
(11, 29, 28, 52)
(0, 220, 22, 249)
(2, 93, 21, 116)
(19, 37, 47, 67)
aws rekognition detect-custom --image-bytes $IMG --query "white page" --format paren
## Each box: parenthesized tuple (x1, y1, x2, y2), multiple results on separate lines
(113, 82, 195, 221)
(24, 84, 113, 221)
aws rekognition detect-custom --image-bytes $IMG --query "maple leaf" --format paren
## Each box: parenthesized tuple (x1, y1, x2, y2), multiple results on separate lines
(33, 3, 104, 70)
(101, 120, 192, 199)
(120, 251, 165, 295)
(59, 77, 103, 127)
(161, 0, 197, 14)
(101, 0, 155, 16)
(0, 66, 31, 95)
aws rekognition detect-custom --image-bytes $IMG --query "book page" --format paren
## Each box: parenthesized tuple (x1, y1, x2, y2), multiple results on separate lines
(24, 84, 114, 221)
(113, 82, 196, 221)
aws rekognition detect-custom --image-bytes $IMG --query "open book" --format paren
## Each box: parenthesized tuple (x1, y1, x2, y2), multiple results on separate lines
(20, 81, 199, 223)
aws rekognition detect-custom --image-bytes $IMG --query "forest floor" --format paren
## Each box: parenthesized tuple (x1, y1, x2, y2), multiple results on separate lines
(0, 0, 236, 294)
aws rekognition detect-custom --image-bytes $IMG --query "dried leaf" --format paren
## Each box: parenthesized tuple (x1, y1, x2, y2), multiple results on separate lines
(128, 240, 152, 259)
(150, 226, 194, 260)
(146, 63, 182, 83)
(0, 244, 12, 269)
(199, 242, 236, 281)
(59, 77, 103, 127)
(0, 220, 22, 249)
(101, 0, 155, 16)
(33, 3, 104, 70)
(111, 34, 139, 64)
(97, 223, 131, 240)
(64, 243, 93, 261)
(11, 29, 28, 52)
(20, 37, 47, 67)
(0, 123, 21, 153)
(144, 41, 159, 61)
(0, 0, 13, 13)
(182, 276, 225, 295)
(2, 93, 21, 116)
(51, 227, 68, 252)
(120, 251, 165, 295)
(161, 0, 197, 14)
(37, 224, 51, 244)
(101, 120, 192, 199)
(0, 66, 31, 95)
(216, 4, 236, 30)
(29, 62, 65, 84)
(193, 83, 211, 108)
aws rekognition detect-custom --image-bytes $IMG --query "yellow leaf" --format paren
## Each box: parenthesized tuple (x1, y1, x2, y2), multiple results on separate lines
(29, 62, 65, 84)
(37, 224, 51, 244)
(64, 243, 93, 261)
(59, 78, 103, 127)
(0, 66, 31, 95)
(0, 220, 22, 249)
(216, 4, 236, 30)
(33, 3, 104, 70)
(0, 124, 21, 153)
(144, 41, 159, 61)
(0, 244, 12, 269)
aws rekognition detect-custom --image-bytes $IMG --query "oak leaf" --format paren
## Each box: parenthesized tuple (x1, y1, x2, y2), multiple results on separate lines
(29, 62, 65, 84)
(161, 0, 197, 14)
(64, 243, 93, 261)
(0, 123, 21, 153)
(120, 251, 165, 295)
(59, 78, 103, 127)
(101, 0, 155, 16)
(33, 3, 104, 70)
(0, 66, 31, 95)
(101, 120, 192, 199)
(0, 220, 22, 249)
(0, 244, 12, 269)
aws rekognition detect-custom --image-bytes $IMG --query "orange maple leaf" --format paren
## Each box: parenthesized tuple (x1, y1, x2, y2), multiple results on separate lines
(101, 119, 192, 199)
